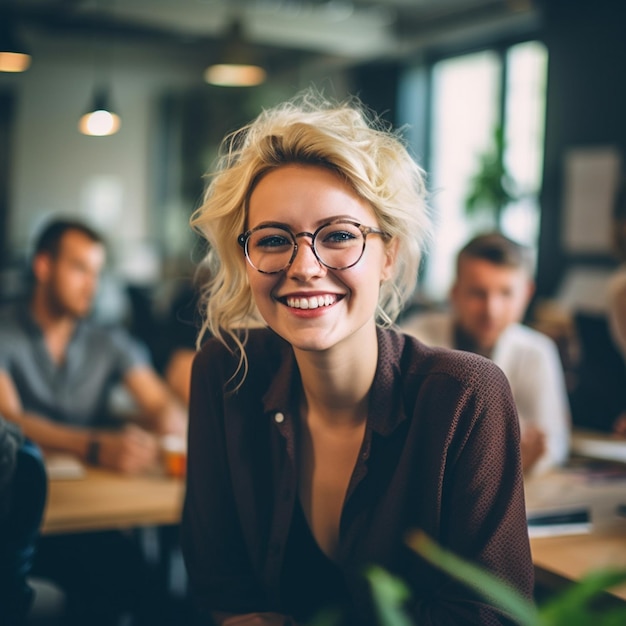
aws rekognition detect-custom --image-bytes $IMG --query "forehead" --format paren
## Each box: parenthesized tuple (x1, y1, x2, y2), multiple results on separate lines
(457, 257, 528, 285)
(247, 164, 376, 226)
(56, 230, 105, 260)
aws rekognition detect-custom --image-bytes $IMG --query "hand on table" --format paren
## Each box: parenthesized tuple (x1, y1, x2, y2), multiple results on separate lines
(612, 412, 626, 438)
(95, 424, 159, 474)
(520, 423, 546, 474)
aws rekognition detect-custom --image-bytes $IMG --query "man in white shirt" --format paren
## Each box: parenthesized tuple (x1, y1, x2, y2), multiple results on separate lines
(402, 232, 570, 475)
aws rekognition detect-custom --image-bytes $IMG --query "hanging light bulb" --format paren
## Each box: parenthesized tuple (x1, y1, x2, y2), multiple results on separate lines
(204, 63, 266, 87)
(0, 20, 32, 73)
(204, 20, 266, 87)
(78, 87, 121, 137)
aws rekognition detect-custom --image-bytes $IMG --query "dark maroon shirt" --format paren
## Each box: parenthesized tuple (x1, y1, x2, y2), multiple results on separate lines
(182, 326, 533, 625)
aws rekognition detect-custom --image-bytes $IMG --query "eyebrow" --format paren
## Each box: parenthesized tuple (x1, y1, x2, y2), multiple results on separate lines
(248, 215, 362, 231)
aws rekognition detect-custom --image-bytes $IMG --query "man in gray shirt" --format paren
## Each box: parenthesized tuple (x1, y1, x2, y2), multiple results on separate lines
(0, 218, 186, 473)
(0, 218, 187, 625)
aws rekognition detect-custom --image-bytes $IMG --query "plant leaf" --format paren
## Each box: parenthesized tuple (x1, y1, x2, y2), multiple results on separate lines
(306, 607, 344, 626)
(365, 565, 415, 626)
(598, 606, 626, 626)
(407, 530, 541, 626)
(539, 568, 626, 624)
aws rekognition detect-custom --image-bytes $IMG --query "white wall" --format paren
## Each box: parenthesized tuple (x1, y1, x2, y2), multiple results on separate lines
(1, 34, 202, 275)
(0, 32, 356, 283)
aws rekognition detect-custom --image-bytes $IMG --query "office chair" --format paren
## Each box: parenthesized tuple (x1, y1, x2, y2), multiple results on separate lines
(0, 439, 49, 624)
(570, 311, 626, 432)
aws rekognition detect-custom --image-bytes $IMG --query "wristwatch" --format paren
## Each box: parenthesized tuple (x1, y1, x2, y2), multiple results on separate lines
(86, 437, 101, 465)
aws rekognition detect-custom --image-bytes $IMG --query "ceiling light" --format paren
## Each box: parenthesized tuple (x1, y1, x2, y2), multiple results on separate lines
(204, 20, 266, 87)
(204, 63, 266, 87)
(78, 88, 121, 137)
(0, 21, 31, 73)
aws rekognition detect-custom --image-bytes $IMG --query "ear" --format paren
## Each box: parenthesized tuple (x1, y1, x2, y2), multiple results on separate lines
(450, 280, 459, 305)
(524, 278, 536, 307)
(380, 238, 399, 282)
(32, 253, 52, 284)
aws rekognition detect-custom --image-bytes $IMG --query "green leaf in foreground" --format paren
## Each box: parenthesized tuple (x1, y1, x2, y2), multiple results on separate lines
(407, 530, 541, 626)
(538, 568, 626, 626)
(366, 565, 415, 626)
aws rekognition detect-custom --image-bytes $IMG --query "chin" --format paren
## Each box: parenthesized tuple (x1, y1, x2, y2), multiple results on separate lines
(269, 322, 338, 353)
(69, 305, 91, 319)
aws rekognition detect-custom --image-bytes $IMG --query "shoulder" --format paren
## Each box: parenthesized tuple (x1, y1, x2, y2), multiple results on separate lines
(0, 305, 28, 346)
(80, 320, 136, 347)
(0, 303, 23, 326)
(379, 329, 515, 439)
(79, 321, 150, 362)
(383, 326, 508, 392)
(194, 327, 288, 378)
(499, 323, 558, 356)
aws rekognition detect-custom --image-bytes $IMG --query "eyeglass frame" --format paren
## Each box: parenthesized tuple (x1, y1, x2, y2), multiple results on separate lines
(237, 218, 389, 274)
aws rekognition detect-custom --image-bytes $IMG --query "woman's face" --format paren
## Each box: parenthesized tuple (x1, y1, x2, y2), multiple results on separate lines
(244, 164, 395, 354)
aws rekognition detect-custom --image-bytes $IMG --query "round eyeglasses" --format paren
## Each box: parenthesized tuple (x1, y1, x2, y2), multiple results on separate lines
(237, 219, 388, 274)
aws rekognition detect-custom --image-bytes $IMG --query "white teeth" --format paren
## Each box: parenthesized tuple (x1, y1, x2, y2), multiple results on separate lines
(286, 295, 337, 309)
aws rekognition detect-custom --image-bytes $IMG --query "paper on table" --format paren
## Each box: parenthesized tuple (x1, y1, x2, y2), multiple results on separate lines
(525, 464, 626, 537)
(571, 430, 626, 463)
(527, 506, 591, 538)
(45, 453, 85, 480)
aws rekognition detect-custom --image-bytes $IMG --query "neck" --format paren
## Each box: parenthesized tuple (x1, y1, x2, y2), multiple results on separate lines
(293, 325, 378, 426)
(30, 290, 77, 340)
(453, 323, 493, 359)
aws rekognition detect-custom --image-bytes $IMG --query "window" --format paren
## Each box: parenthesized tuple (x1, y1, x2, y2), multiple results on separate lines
(401, 41, 548, 302)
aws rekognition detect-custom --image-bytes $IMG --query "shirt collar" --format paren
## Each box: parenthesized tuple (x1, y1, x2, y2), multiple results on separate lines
(260, 326, 408, 437)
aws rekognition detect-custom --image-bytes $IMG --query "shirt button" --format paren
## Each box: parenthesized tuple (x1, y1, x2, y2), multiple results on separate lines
(274, 412, 285, 424)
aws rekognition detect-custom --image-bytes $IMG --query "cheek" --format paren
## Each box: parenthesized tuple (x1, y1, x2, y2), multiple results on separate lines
(510, 297, 528, 319)
(348, 266, 382, 304)
(364, 247, 394, 285)
(247, 271, 275, 306)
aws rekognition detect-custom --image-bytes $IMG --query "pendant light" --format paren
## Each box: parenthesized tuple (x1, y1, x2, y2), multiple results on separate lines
(78, 86, 121, 137)
(0, 19, 31, 73)
(78, 18, 121, 138)
(204, 20, 266, 88)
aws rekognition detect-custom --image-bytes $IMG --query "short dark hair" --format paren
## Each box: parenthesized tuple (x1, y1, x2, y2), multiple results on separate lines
(456, 232, 533, 276)
(33, 218, 104, 258)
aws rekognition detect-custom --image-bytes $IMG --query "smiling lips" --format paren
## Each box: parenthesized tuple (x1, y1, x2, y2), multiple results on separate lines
(284, 294, 339, 309)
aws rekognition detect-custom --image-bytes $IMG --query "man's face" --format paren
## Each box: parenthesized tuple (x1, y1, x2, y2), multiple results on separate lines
(37, 230, 106, 318)
(450, 257, 532, 352)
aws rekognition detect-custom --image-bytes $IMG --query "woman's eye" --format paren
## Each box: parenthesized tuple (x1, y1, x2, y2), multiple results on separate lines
(323, 230, 358, 245)
(256, 235, 291, 249)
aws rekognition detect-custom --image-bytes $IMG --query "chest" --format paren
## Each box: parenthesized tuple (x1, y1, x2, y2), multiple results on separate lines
(298, 420, 366, 559)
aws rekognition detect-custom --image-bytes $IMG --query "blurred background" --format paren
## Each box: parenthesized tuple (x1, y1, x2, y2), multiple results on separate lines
(1, 0, 624, 361)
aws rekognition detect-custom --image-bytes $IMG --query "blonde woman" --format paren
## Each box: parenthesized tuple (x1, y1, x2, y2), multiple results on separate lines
(182, 92, 533, 626)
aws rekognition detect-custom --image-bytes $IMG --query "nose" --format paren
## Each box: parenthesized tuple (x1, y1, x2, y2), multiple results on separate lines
(286, 237, 326, 280)
(484, 294, 502, 319)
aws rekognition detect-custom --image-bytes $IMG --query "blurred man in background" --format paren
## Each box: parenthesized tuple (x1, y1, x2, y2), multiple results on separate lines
(0, 217, 186, 625)
(402, 232, 571, 475)
(0, 218, 186, 471)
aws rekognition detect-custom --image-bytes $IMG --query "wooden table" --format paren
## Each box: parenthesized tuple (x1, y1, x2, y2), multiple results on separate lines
(531, 532, 626, 601)
(42, 466, 185, 535)
(525, 448, 626, 602)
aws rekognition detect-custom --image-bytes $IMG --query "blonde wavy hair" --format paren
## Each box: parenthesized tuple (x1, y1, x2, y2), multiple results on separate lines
(191, 90, 431, 375)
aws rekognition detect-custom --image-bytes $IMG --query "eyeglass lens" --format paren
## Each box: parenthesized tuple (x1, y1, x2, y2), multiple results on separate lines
(245, 222, 367, 273)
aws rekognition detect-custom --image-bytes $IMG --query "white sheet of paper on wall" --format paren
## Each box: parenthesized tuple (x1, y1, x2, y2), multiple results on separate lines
(562, 146, 622, 254)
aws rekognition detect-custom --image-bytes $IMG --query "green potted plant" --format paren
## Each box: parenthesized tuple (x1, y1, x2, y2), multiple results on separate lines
(362, 531, 626, 626)
(464, 125, 517, 229)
